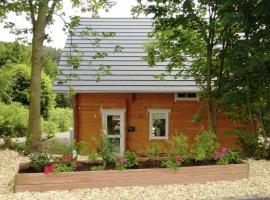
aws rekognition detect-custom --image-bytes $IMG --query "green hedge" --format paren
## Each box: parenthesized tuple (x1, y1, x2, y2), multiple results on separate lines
(48, 108, 72, 132)
(0, 102, 28, 137)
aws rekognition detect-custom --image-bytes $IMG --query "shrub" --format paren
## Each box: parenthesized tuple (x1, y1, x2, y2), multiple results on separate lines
(88, 151, 99, 161)
(0, 102, 28, 147)
(93, 131, 115, 166)
(146, 143, 162, 160)
(124, 151, 138, 168)
(90, 165, 105, 171)
(42, 120, 58, 138)
(0, 64, 55, 118)
(48, 108, 72, 132)
(212, 147, 239, 165)
(30, 153, 50, 172)
(114, 157, 127, 171)
(192, 131, 218, 161)
(114, 151, 138, 171)
(44, 154, 77, 174)
(10, 140, 26, 152)
(162, 155, 183, 169)
(232, 129, 269, 159)
(168, 135, 189, 159)
(42, 140, 86, 156)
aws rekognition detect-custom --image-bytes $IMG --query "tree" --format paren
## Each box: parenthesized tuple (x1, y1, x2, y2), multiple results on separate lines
(0, 0, 115, 150)
(133, 0, 270, 137)
(217, 0, 270, 136)
(0, 41, 31, 67)
(0, 64, 55, 119)
(133, 0, 235, 133)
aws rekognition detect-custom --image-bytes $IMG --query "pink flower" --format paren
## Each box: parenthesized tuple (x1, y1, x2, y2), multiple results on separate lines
(212, 147, 229, 160)
(175, 156, 182, 163)
(44, 164, 56, 174)
(119, 158, 126, 165)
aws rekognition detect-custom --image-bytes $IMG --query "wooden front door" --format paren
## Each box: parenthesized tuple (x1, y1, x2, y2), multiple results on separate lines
(102, 109, 125, 155)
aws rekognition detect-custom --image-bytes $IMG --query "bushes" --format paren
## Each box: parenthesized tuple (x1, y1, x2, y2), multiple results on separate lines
(0, 64, 55, 118)
(42, 108, 72, 137)
(0, 102, 28, 140)
(168, 135, 189, 159)
(192, 131, 218, 161)
(48, 108, 72, 132)
(42, 120, 58, 138)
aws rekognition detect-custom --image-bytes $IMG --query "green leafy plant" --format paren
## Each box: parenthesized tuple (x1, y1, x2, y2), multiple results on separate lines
(93, 131, 114, 167)
(10, 140, 25, 152)
(192, 131, 218, 161)
(30, 153, 50, 172)
(212, 147, 239, 165)
(90, 165, 105, 171)
(168, 135, 189, 159)
(48, 108, 72, 132)
(124, 151, 138, 168)
(0, 102, 28, 148)
(88, 151, 99, 161)
(162, 155, 183, 170)
(146, 143, 162, 160)
(231, 129, 269, 159)
(114, 151, 138, 171)
(114, 157, 127, 171)
(42, 140, 86, 156)
(44, 154, 77, 174)
(42, 120, 58, 139)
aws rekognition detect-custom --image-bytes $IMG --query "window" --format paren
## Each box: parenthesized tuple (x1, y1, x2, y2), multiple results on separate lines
(175, 92, 198, 101)
(148, 109, 170, 140)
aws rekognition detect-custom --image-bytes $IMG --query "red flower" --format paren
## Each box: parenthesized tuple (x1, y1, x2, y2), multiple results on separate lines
(44, 164, 56, 174)
(175, 156, 182, 163)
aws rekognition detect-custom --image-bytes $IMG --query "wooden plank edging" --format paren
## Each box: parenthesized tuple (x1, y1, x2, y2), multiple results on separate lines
(16, 163, 249, 192)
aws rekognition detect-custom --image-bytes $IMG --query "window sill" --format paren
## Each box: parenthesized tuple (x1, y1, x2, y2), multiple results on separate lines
(150, 136, 168, 140)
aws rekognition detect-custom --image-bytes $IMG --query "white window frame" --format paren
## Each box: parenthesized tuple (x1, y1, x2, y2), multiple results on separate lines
(174, 92, 199, 101)
(148, 109, 170, 140)
(101, 109, 126, 155)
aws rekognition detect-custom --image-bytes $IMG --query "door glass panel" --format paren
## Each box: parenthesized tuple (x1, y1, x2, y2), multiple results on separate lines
(107, 115, 120, 136)
(109, 138, 120, 154)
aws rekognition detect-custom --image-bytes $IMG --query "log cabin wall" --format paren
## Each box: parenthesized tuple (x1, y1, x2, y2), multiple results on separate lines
(74, 93, 238, 154)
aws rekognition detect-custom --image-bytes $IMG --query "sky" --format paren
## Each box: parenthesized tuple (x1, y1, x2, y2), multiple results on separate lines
(0, 0, 139, 49)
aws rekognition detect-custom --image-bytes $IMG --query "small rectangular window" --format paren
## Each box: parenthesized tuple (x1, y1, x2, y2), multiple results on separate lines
(175, 92, 198, 100)
(148, 109, 170, 140)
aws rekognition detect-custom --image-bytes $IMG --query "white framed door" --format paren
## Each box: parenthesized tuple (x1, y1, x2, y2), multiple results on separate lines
(102, 109, 125, 155)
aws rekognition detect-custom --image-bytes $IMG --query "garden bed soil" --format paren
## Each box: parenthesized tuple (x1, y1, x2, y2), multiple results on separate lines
(16, 159, 249, 192)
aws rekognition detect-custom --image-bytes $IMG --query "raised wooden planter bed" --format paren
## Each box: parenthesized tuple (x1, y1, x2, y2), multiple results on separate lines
(15, 162, 249, 192)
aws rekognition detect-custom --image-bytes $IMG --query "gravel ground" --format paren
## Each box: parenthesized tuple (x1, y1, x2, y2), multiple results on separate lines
(0, 150, 269, 200)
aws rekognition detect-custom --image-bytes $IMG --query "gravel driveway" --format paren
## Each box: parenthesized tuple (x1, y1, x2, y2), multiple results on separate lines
(0, 150, 269, 200)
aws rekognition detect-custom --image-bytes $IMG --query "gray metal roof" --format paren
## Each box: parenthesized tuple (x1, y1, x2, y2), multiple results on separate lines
(53, 18, 199, 93)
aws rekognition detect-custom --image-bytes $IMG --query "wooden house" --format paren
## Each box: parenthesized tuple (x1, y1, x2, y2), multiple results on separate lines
(53, 18, 238, 154)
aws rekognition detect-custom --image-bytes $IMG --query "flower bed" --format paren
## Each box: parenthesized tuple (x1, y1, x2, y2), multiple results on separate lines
(15, 132, 249, 192)
(16, 161, 249, 192)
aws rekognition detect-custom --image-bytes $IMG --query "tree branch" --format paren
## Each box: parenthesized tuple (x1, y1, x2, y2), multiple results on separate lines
(45, 0, 58, 25)
(27, 0, 36, 27)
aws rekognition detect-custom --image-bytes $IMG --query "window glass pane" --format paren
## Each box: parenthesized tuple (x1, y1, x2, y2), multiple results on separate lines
(109, 138, 120, 154)
(187, 93, 197, 98)
(177, 93, 186, 98)
(107, 115, 120, 135)
(151, 113, 166, 137)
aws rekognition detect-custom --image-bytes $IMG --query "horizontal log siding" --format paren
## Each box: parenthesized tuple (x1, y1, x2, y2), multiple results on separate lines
(75, 93, 238, 153)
